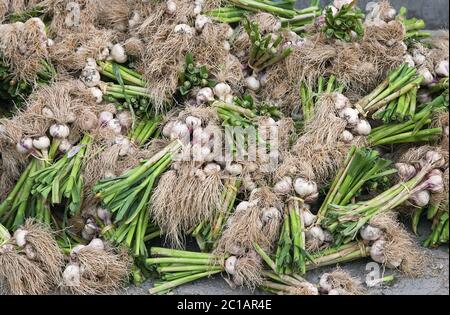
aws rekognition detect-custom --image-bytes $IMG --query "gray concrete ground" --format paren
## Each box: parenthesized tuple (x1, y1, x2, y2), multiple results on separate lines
(124, 220, 449, 295)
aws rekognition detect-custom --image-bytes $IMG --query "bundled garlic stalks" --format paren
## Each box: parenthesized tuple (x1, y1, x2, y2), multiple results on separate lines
(62, 238, 131, 295)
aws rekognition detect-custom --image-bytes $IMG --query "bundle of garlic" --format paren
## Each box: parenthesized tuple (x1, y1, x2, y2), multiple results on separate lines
(319, 268, 364, 295)
(0, 17, 55, 108)
(323, 149, 446, 243)
(61, 238, 131, 295)
(0, 219, 63, 295)
(146, 246, 263, 294)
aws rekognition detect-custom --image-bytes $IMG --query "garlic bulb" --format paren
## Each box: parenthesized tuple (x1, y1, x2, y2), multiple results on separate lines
(354, 119, 372, 136)
(13, 229, 28, 247)
(319, 273, 333, 292)
(16, 138, 33, 154)
(162, 121, 175, 138)
(90, 87, 103, 103)
(195, 15, 210, 32)
(174, 24, 194, 36)
(435, 60, 449, 77)
(196, 87, 214, 105)
(294, 178, 318, 199)
(166, 0, 177, 14)
(370, 239, 386, 263)
(42, 107, 55, 118)
(63, 263, 81, 285)
(412, 52, 426, 66)
(339, 108, 360, 126)
(185, 116, 202, 130)
(302, 208, 317, 227)
(395, 163, 417, 181)
(213, 82, 231, 100)
(306, 226, 325, 243)
(50, 124, 70, 139)
(226, 163, 243, 176)
(404, 54, 415, 67)
(59, 139, 72, 153)
(245, 76, 261, 91)
(204, 163, 221, 175)
(262, 207, 280, 224)
(236, 201, 250, 213)
(225, 256, 237, 275)
(99, 111, 114, 125)
(108, 119, 122, 135)
(409, 190, 430, 207)
(33, 136, 50, 150)
(80, 66, 101, 87)
(341, 130, 354, 143)
(117, 111, 133, 129)
(87, 238, 105, 251)
(110, 44, 127, 63)
(170, 121, 189, 140)
(273, 177, 292, 195)
(419, 68, 434, 86)
(360, 224, 384, 241)
(333, 93, 350, 110)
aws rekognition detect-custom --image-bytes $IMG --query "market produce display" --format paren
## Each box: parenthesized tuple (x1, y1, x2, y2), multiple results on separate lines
(0, 0, 448, 295)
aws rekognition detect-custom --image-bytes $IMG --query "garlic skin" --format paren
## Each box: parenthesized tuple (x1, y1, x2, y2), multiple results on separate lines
(80, 65, 101, 87)
(319, 273, 333, 293)
(225, 256, 237, 275)
(99, 111, 114, 125)
(412, 52, 426, 66)
(50, 124, 70, 139)
(403, 54, 415, 67)
(306, 226, 325, 243)
(360, 224, 384, 241)
(185, 116, 202, 130)
(42, 107, 55, 119)
(203, 163, 221, 175)
(108, 119, 122, 135)
(273, 177, 292, 195)
(435, 60, 449, 77)
(262, 207, 280, 224)
(339, 108, 360, 126)
(395, 163, 417, 181)
(236, 201, 250, 213)
(110, 44, 128, 63)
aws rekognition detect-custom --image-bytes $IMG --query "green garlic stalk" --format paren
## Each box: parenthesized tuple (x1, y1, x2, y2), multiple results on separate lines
(192, 178, 242, 252)
(322, 3, 365, 42)
(243, 17, 293, 73)
(146, 247, 223, 295)
(94, 140, 182, 257)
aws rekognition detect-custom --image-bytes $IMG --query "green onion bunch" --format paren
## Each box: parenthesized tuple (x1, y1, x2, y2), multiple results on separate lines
(316, 147, 395, 230)
(30, 134, 92, 220)
(146, 247, 223, 295)
(274, 199, 313, 275)
(243, 17, 293, 73)
(300, 75, 344, 121)
(356, 64, 424, 122)
(322, 2, 365, 42)
(368, 95, 445, 146)
(178, 53, 215, 97)
(94, 140, 182, 257)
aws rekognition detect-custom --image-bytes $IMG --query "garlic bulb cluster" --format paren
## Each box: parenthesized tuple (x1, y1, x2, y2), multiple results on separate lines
(63, 238, 106, 286)
(13, 228, 39, 260)
(332, 93, 372, 140)
(99, 110, 131, 136)
(80, 58, 101, 87)
(213, 82, 233, 102)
